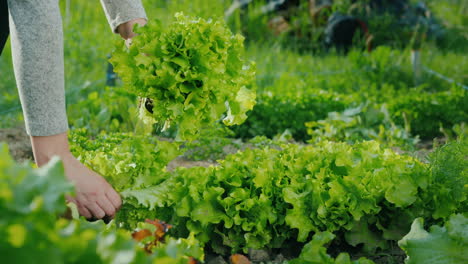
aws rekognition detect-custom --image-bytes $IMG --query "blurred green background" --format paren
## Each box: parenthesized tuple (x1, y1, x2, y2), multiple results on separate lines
(0, 0, 466, 144)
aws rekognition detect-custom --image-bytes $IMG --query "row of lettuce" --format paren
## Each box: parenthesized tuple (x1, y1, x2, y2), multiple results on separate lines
(233, 84, 467, 143)
(0, 143, 203, 264)
(233, 46, 468, 143)
(68, 46, 467, 151)
(1, 135, 466, 263)
(1, 127, 467, 264)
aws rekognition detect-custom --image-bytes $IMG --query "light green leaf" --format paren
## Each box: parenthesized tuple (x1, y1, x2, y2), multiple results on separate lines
(398, 215, 468, 264)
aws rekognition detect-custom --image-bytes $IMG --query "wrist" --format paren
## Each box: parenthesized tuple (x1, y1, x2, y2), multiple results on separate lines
(30, 132, 73, 166)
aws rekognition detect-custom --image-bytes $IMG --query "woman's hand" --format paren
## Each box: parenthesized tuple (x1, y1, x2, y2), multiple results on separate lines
(31, 132, 121, 220)
(117, 18, 147, 40)
(62, 152, 121, 219)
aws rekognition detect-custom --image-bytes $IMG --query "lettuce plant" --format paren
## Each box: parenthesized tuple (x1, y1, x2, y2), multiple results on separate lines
(110, 13, 256, 141)
(398, 214, 468, 264)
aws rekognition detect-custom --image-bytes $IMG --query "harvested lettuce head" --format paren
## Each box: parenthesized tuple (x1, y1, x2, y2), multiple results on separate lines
(111, 13, 256, 141)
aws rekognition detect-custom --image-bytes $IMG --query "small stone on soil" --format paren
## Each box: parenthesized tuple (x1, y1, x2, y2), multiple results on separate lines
(206, 256, 228, 264)
(248, 249, 270, 262)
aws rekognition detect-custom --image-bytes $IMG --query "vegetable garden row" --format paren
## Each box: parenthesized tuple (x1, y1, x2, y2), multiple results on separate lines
(2, 131, 467, 263)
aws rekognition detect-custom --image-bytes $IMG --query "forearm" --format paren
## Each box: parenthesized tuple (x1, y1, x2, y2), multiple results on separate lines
(30, 132, 72, 167)
(8, 0, 68, 137)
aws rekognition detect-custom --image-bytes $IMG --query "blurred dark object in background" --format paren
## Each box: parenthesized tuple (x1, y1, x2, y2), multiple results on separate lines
(0, 0, 9, 55)
(226, 0, 445, 51)
(324, 13, 367, 52)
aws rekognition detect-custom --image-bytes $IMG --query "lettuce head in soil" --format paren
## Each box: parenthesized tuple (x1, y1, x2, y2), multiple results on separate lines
(110, 13, 256, 141)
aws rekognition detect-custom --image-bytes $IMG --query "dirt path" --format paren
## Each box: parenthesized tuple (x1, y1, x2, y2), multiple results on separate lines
(0, 127, 33, 163)
(167, 157, 216, 171)
(0, 127, 217, 170)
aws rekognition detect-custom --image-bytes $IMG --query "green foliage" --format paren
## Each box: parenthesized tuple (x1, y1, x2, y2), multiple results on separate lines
(1, 0, 467, 261)
(0, 142, 202, 264)
(114, 140, 433, 253)
(426, 0, 468, 52)
(184, 125, 240, 161)
(143, 0, 229, 21)
(347, 47, 413, 90)
(0, 143, 73, 222)
(398, 214, 468, 264)
(70, 130, 181, 192)
(287, 232, 375, 264)
(69, 133, 465, 255)
(419, 138, 468, 220)
(0, 142, 137, 263)
(68, 87, 139, 135)
(234, 46, 467, 142)
(233, 90, 351, 141)
(306, 104, 418, 148)
(389, 86, 468, 139)
(110, 13, 256, 141)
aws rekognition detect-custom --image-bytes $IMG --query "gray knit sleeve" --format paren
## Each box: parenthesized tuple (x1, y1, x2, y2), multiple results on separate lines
(100, 0, 148, 33)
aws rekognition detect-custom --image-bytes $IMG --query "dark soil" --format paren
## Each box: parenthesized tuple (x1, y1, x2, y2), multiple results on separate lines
(167, 156, 216, 171)
(205, 246, 406, 264)
(0, 127, 217, 169)
(0, 127, 33, 162)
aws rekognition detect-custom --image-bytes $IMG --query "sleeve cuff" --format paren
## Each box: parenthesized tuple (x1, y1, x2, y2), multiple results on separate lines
(109, 11, 148, 33)
(100, 0, 148, 33)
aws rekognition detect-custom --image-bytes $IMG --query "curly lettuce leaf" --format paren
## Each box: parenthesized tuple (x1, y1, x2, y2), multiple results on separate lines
(110, 13, 256, 141)
(287, 232, 375, 264)
(398, 214, 468, 264)
(70, 131, 181, 191)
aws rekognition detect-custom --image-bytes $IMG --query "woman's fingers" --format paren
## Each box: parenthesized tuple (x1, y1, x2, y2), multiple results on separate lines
(74, 187, 121, 220)
(86, 202, 106, 219)
(66, 195, 92, 219)
(59, 152, 123, 220)
(78, 204, 93, 219)
(97, 196, 116, 218)
(106, 190, 122, 210)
